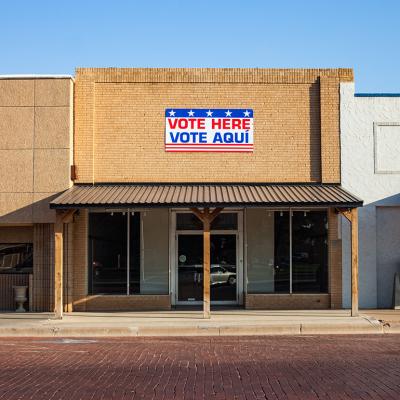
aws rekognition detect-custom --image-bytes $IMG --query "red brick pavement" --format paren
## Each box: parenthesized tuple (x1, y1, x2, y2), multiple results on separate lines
(0, 335, 399, 400)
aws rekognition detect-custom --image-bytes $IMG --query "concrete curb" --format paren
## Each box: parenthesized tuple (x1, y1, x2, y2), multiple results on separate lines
(0, 321, 391, 337)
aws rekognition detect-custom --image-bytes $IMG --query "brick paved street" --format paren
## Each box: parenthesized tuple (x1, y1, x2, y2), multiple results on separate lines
(0, 336, 399, 400)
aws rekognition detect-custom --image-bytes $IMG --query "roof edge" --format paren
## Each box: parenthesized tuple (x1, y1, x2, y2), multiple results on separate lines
(70, 182, 345, 187)
(0, 75, 74, 80)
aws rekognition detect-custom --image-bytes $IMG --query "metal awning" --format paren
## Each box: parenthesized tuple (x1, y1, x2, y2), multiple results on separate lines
(50, 183, 362, 209)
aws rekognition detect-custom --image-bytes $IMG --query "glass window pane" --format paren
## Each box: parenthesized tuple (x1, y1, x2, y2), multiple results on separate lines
(177, 233, 237, 302)
(246, 210, 290, 293)
(0, 244, 33, 274)
(177, 212, 238, 231)
(176, 213, 203, 230)
(89, 212, 127, 294)
(129, 213, 141, 294)
(292, 211, 328, 293)
(211, 213, 238, 230)
(211, 234, 237, 301)
(178, 235, 203, 301)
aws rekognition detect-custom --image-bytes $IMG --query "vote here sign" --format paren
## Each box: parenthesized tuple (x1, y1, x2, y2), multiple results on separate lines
(165, 109, 254, 152)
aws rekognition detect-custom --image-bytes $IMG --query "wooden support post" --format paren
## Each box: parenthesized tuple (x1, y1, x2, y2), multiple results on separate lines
(350, 208, 359, 317)
(336, 207, 359, 317)
(54, 214, 64, 319)
(190, 207, 223, 319)
(203, 217, 211, 319)
(54, 209, 77, 319)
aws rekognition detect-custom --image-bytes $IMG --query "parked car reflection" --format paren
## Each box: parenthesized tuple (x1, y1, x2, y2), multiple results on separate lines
(179, 264, 236, 286)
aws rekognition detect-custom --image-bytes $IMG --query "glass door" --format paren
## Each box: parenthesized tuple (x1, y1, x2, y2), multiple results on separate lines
(177, 234, 203, 302)
(176, 233, 238, 304)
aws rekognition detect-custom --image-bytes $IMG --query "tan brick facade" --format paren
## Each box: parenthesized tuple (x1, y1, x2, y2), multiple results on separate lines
(74, 68, 352, 184)
(66, 68, 349, 312)
(245, 294, 331, 310)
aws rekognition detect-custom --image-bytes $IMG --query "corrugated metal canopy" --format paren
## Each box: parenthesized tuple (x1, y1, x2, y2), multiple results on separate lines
(50, 183, 362, 209)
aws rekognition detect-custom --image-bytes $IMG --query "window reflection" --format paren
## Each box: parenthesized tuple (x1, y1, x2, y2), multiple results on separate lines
(292, 211, 328, 293)
(89, 213, 127, 294)
(177, 234, 237, 302)
(246, 210, 328, 294)
(0, 244, 33, 274)
(89, 212, 141, 295)
(246, 210, 290, 293)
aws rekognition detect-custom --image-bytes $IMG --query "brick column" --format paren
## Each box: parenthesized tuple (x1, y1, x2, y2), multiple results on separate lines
(320, 76, 341, 183)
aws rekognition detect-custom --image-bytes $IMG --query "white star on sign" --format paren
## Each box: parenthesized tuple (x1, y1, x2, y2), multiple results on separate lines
(243, 110, 251, 117)
(225, 110, 232, 117)
(168, 110, 176, 117)
(188, 110, 195, 116)
(206, 110, 213, 117)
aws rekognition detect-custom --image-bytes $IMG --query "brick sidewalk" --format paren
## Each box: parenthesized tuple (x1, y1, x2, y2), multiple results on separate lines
(0, 336, 399, 399)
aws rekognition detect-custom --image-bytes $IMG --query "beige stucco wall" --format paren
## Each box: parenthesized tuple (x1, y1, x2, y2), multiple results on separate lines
(74, 68, 352, 184)
(0, 78, 73, 224)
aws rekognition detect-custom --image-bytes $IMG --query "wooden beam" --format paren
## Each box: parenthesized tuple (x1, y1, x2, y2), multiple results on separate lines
(190, 207, 204, 222)
(203, 218, 211, 319)
(54, 213, 64, 319)
(190, 207, 224, 318)
(337, 207, 359, 317)
(336, 208, 352, 222)
(208, 207, 224, 223)
(61, 209, 77, 224)
(351, 208, 359, 317)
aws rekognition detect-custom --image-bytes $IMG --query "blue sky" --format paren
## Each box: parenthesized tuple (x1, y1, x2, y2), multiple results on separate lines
(1, 0, 400, 92)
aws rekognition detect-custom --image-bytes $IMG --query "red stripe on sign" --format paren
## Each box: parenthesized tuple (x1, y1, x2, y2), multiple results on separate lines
(165, 148, 254, 151)
(165, 143, 253, 146)
(165, 145, 254, 148)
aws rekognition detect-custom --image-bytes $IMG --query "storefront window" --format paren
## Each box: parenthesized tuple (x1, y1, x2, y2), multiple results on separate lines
(292, 211, 328, 293)
(0, 244, 33, 274)
(89, 211, 169, 295)
(89, 212, 140, 295)
(246, 210, 290, 293)
(247, 209, 328, 294)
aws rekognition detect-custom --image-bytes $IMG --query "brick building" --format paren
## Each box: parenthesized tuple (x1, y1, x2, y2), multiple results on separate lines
(0, 69, 362, 316)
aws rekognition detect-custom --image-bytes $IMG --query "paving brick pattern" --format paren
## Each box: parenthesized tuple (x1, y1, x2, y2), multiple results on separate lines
(0, 336, 399, 399)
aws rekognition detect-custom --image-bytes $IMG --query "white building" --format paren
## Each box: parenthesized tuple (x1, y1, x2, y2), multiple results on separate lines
(341, 83, 400, 308)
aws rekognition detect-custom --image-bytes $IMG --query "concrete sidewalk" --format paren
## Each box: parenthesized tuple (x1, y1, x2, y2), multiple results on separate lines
(0, 309, 396, 336)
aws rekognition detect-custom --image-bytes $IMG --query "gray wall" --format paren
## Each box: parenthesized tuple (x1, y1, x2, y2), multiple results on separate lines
(141, 209, 169, 294)
(376, 207, 400, 308)
(246, 208, 275, 293)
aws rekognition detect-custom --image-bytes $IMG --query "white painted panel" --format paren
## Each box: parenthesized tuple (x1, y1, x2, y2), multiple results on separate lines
(376, 207, 400, 308)
(375, 124, 400, 173)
